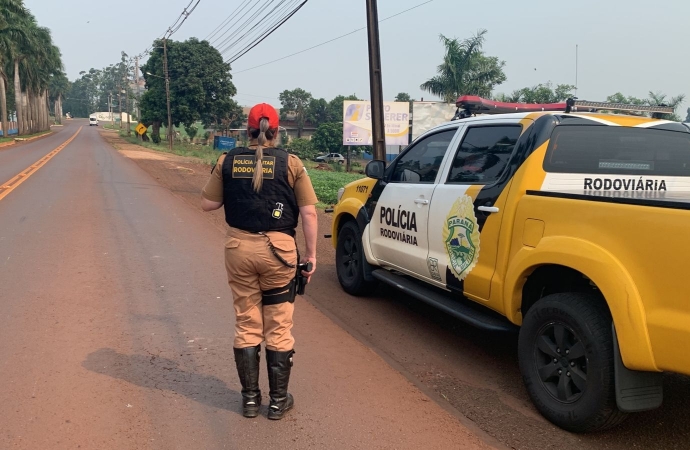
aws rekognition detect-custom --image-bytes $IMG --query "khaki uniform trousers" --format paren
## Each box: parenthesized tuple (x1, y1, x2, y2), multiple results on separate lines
(224, 227, 297, 352)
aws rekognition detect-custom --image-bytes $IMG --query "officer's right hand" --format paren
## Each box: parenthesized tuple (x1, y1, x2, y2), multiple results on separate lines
(301, 257, 316, 283)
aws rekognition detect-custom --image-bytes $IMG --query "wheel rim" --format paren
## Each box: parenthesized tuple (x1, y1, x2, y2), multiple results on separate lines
(533, 322, 588, 403)
(338, 233, 360, 282)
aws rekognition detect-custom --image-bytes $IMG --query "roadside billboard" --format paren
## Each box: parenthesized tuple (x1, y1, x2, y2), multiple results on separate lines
(343, 101, 410, 146)
(411, 102, 457, 141)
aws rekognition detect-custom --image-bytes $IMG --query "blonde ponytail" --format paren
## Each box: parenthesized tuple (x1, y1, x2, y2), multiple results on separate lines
(252, 118, 271, 192)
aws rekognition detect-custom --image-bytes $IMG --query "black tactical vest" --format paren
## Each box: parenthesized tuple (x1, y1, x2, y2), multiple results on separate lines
(221, 147, 299, 235)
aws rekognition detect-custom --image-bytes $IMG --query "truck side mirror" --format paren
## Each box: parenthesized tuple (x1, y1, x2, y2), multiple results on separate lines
(365, 160, 386, 180)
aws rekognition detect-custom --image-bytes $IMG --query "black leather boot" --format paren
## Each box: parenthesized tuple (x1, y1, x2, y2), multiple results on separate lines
(266, 349, 295, 420)
(233, 344, 261, 418)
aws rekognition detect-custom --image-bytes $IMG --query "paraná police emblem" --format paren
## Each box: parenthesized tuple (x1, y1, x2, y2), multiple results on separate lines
(443, 195, 480, 282)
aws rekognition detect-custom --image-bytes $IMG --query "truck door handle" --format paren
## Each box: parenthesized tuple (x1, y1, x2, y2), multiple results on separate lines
(478, 206, 500, 213)
(414, 198, 430, 205)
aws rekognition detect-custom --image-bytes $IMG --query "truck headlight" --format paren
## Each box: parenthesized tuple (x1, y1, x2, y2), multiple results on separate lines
(337, 187, 345, 203)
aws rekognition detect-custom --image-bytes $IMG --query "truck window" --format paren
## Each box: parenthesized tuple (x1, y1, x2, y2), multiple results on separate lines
(447, 125, 521, 184)
(390, 129, 456, 183)
(544, 125, 690, 176)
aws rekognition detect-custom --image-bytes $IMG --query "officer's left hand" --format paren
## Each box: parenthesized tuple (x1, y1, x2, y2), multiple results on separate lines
(301, 257, 316, 283)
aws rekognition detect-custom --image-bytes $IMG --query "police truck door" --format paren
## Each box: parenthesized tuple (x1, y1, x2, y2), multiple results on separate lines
(369, 127, 460, 279)
(426, 120, 524, 299)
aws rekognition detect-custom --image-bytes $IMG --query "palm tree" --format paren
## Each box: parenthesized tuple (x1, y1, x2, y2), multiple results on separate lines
(9, 10, 38, 135)
(0, 0, 28, 136)
(646, 91, 685, 122)
(50, 71, 69, 125)
(420, 30, 506, 103)
(11, 17, 62, 134)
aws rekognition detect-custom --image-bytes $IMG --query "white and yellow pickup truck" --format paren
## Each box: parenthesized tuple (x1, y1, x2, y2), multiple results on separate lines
(330, 107, 690, 432)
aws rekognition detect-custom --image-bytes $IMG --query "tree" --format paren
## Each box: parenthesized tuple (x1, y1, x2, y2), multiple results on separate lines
(0, 0, 29, 136)
(646, 91, 685, 122)
(307, 97, 329, 127)
(421, 30, 506, 103)
(395, 92, 414, 113)
(204, 97, 245, 136)
(327, 94, 359, 123)
(49, 71, 69, 124)
(279, 88, 312, 138)
(7, 11, 63, 135)
(140, 37, 237, 143)
(285, 137, 316, 160)
(496, 82, 576, 104)
(185, 124, 198, 141)
(311, 122, 343, 154)
(605, 92, 645, 107)
(605, 91, 685, 121)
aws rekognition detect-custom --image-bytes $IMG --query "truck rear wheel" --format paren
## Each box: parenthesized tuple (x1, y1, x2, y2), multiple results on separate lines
(336, 221, 376, 296)
(518, 292, 627, 432)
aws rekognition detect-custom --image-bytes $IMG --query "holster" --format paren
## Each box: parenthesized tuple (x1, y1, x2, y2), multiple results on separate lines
(262, 279, 297, 306)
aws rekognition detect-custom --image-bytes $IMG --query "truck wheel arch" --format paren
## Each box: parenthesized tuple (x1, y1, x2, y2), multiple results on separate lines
(504, 236, 658, 372)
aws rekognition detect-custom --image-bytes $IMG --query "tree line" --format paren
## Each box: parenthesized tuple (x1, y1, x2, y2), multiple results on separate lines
(0, 0, 67, 137)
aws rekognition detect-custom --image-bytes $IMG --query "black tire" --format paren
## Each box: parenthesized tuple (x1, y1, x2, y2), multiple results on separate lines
(518, 292, 628, 433)
(336, 221, 377, 296)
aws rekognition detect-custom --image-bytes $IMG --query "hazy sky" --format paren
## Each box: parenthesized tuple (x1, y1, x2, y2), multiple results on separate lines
(26, 0, 690, 117)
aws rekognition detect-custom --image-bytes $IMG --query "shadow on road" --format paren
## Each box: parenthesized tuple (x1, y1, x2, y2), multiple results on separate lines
(82, 348, 242, 415)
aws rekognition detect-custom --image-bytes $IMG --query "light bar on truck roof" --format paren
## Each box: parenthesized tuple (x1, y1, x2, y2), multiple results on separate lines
(452, 96, 675, 120)
(570, 100, 674, 114)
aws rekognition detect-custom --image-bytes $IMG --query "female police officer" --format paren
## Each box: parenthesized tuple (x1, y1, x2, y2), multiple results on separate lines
(200, 103, 318, 420)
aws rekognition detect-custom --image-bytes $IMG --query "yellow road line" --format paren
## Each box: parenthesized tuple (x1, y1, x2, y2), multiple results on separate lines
(0, 127, 82, 202)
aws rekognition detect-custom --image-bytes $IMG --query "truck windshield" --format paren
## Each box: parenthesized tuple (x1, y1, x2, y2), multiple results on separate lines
(544, 125, 690, 176)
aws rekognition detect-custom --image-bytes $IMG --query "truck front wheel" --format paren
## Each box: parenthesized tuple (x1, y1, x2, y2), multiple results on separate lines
(518, 292, 627, 432)
(336, 221, 376, 296)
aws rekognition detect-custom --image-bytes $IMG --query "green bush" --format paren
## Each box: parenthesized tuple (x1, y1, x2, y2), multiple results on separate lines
(152, 133, 161, 144)
(286, 137, 317, 160)
(185, 125, 199, 141)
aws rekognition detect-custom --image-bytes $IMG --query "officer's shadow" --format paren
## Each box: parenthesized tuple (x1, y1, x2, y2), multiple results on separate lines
(82, 348, 241, 414)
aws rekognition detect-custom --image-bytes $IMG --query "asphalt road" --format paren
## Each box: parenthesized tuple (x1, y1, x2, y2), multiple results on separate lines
(0, 121, 490, 450)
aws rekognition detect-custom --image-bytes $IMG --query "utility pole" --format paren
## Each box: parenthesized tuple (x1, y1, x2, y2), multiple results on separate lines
(118, 82, 122, 130)
(134, 56, 140, 122)
(575, 44, 579, 96)
(163, 38, 173, 151)
(109, 93, 114, 126)
(125, 77, 131, 137)
(134, 57, 139, 85)
(366, 0, 386, 162)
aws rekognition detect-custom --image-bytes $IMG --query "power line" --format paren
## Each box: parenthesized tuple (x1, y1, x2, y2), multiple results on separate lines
(133, 0, 204, 60)
(233, 0, 435, 74)
(167, 0, 203, 38)
(220, 0, 301, 60)
(227, 0, 308, 64)
(218, 0, 297, 57)
(210, 0, 266, 48)
(204, 0, 252, 42)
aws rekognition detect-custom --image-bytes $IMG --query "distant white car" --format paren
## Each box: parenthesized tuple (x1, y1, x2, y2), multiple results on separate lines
(89, 117, 98, 126)
(314, 153, 345, 164)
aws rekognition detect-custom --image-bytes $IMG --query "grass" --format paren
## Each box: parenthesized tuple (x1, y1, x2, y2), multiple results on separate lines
(120, 134, 222, 165)
(308, 169, 365, 206)
(0, 130, 51, 144)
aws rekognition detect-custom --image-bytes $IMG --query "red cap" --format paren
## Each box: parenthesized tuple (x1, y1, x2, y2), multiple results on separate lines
(247, 103, 279, 129)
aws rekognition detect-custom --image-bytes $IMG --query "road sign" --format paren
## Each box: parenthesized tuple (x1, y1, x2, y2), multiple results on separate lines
(135, 123, 147, 136)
